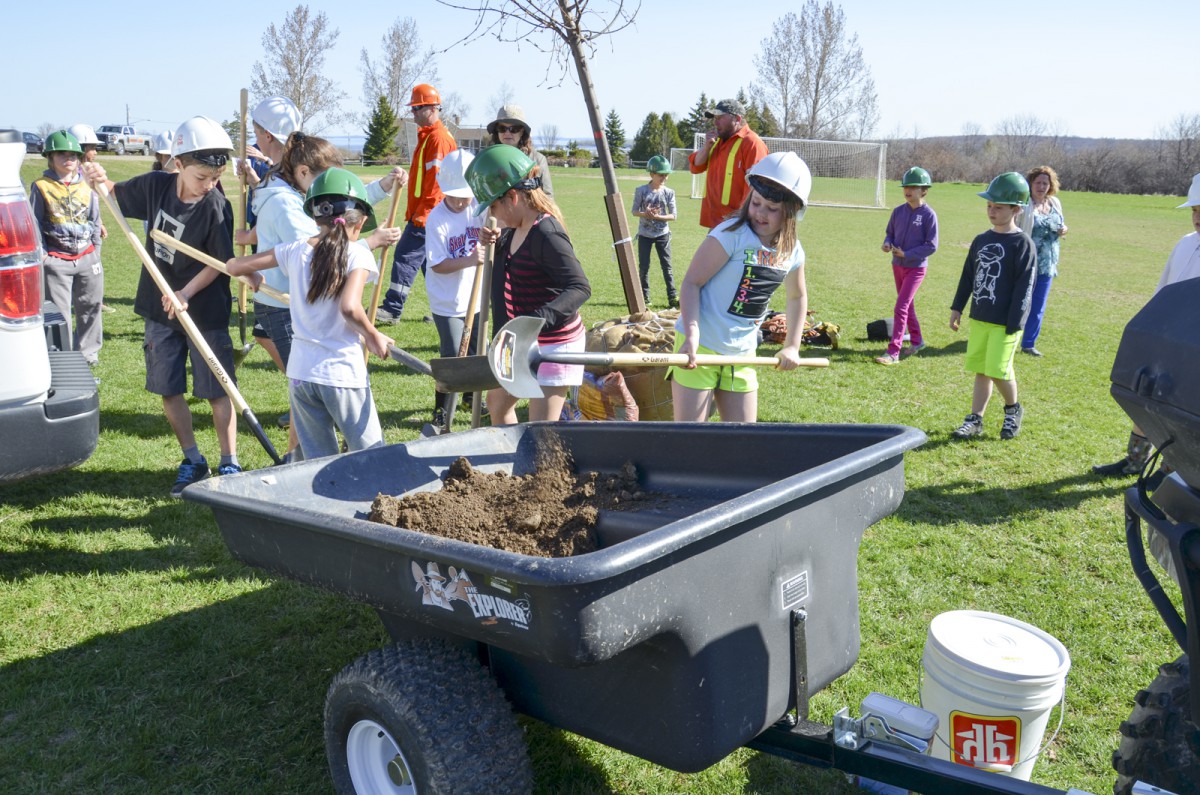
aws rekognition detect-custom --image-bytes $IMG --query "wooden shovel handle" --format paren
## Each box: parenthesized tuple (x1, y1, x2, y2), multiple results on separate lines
(150, 230, 289, 305)
(545, 352, 830, 368)
(457, 217, 497, 358)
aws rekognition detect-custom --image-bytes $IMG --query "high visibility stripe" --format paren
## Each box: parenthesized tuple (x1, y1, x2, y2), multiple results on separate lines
(720, 137, 743, 206)
(412, 135, 430, 195)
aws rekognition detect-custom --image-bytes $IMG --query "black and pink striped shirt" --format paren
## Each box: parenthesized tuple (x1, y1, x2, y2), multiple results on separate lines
(490, 214, 591, 345)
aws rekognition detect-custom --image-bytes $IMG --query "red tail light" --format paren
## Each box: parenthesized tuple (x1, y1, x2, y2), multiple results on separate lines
(0, 261, 41, 319)
(0, 200, 38, 256)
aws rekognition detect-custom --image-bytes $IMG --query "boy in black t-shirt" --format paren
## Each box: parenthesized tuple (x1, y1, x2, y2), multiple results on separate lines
(948, 172, 1036, 441)
(84, 116, 240, 495)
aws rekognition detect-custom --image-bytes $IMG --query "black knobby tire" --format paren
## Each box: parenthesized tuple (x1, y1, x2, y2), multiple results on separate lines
(325, 638, 533, 795)
(1112, 655, 1200, 794)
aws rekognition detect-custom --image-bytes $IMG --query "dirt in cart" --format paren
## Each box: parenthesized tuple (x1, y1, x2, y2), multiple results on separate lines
(368, 436, 666, 557)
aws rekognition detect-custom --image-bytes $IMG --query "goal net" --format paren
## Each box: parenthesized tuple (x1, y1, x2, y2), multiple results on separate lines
(689, 134, 887, 210)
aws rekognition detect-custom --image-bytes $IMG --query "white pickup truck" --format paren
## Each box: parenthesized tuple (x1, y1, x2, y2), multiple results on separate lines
(96, 124, 152, 156)
(0, 130, 99, 482)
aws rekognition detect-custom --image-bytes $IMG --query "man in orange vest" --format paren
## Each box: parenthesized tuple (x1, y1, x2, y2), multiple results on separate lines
(687, 98, 769, 229)
(376, 83, 459, 324)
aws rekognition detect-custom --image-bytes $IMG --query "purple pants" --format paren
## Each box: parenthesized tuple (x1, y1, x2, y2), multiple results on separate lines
(887, 265, 926, 357)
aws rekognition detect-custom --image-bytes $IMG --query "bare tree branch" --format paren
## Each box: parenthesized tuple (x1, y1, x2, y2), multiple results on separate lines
(250, 5, 347, 133)
(359, 18, 438, 123)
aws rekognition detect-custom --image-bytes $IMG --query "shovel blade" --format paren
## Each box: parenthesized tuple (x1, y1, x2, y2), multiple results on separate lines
(430, 355, 499, 394)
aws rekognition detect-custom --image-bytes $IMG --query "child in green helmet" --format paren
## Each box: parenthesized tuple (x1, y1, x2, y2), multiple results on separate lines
(875, 166, 938, 365)
(631, 155, 678, 308)
(948, 172, 1037, 441)
(227, 168, 396, 460)
(30, 130, 104, 370)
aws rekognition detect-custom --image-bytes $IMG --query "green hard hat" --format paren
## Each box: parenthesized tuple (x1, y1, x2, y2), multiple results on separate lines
(304, 167, 376, 232)
(44, 130, 83, 155)
(465, 144, 538, 216)
(901, 166, 932, 187)
(647, 155, 672, 174)
(978, 172, 1029, 206)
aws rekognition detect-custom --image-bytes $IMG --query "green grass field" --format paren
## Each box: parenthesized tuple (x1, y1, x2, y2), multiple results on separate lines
(0, 154, 1188, 794)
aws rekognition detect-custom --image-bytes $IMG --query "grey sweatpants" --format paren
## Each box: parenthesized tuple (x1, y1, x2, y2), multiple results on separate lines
(43, 249, 104, 364)
(289, 378, 383, 460)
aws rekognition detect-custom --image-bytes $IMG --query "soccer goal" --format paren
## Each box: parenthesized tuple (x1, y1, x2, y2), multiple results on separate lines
(689, 134, 887, 210)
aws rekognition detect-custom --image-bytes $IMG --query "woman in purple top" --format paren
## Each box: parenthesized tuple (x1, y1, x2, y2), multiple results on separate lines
(876, 166, 939, 365)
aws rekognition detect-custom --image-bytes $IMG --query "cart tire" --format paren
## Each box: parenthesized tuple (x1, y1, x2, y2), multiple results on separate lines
(324, 638, 532, 795)
(1112, 655, 1200, 794)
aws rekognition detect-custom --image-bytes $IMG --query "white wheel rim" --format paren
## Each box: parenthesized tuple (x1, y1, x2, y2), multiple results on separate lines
(345, 718, 416, 794)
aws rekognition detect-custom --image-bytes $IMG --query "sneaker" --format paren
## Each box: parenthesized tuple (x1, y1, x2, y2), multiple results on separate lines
(1021, 347, 1043, 357)
(374, 307, 401, 325)
(1000, 403, 1024, 440)
(422, 315, 434, 323)
(432, 407, 447, 431)
(901, 342, 927, 357)
(217, 463, 243, 476)
(170, 458, 209, 497)
(277, 411, 291, 429)
(951, 413, 984, 439)
(874, 353, 899, 365)
(1092, 457, 1142, 477)
(100, 303, 117, 314)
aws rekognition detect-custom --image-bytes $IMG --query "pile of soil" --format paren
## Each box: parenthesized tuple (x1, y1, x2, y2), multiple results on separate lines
(368, 439, 665, 558)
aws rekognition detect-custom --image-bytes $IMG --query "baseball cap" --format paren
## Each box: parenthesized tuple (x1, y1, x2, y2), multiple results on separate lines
(705, 99, 746, 118)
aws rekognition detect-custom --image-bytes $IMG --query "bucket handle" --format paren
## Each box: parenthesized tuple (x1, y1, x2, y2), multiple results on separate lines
(918, 665, 1067, 771)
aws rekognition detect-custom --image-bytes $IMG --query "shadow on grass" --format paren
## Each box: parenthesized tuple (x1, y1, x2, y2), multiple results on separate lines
(899, 469, 1130, 526)
(0, 581, 612, 795)
(0, 584, 385, 794)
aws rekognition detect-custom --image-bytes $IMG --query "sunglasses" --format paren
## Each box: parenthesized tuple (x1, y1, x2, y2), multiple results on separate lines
(495, 124, 524, 134)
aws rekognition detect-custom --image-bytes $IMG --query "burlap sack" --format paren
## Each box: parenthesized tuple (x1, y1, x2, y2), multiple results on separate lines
(585, 308, 679, 420)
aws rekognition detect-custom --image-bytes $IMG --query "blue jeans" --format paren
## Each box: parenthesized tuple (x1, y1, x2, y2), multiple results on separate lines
(380, 221, 426, 316)
(253, 302, 293, 366)
(1022, 272, 1054, 349)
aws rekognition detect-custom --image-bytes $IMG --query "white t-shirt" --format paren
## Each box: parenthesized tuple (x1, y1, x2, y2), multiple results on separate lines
(424, 199, 482, 317)
(1156, 231, 1200, 293)
(274, 238, 378, 388)
(676, 218, 804, 355)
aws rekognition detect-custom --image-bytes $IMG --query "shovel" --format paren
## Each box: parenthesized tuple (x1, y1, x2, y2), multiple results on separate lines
(468, 316, 830, 399)
(235, 87, 255, 364)
(151, 231, 290, 304)
(96, 183, 283, 465)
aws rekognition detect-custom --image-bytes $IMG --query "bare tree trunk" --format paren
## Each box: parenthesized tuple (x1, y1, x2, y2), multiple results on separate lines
(557, 0, 645, 315)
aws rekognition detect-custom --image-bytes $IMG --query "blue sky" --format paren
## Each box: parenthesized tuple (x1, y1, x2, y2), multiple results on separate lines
(3, 0, 1195, 145)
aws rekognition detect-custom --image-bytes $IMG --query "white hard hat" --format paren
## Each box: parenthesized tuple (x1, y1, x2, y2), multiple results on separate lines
(1178, 173, 1200, 208)
(154, 131, 174, 155)
(251, 96, 302, 145)
(171, 116, 234, 162)
(438, 149, 476, 198)
(67, 124, 100, 146)
(746, 151, 812, 220)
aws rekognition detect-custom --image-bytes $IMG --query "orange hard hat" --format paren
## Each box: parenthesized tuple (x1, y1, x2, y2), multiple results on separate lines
(409, 83, 441, 107)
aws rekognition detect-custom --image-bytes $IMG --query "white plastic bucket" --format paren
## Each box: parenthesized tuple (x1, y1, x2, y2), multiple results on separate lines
(919, 611, 1070, 781)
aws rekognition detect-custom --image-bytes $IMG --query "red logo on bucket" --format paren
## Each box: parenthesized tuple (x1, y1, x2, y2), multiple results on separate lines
(950, 711, 1021, 769)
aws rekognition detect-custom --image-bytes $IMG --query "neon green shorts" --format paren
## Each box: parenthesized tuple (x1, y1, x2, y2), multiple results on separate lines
(964, 319, 1019, 380)
(667, 335, 758, 393)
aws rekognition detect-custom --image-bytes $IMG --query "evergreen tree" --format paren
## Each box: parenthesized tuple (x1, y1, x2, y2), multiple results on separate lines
(629, 112, 664, 163)
(660, 112, 686, 152)
(604, 109, 628, 167)
(362, 95, 399, 161)
(756, 102, 783, 138)
(678, 93, 715, 145)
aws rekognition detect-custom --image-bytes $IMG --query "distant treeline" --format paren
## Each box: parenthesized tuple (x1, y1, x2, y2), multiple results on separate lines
(884, 134, 1200, 196)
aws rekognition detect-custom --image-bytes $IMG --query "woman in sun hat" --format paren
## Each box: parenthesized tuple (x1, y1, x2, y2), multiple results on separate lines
(487, 104, 554, 199)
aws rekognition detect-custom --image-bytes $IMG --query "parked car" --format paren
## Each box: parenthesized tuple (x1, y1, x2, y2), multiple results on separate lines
(0, 129, 99, 483)
(22, 131, 42, 153)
